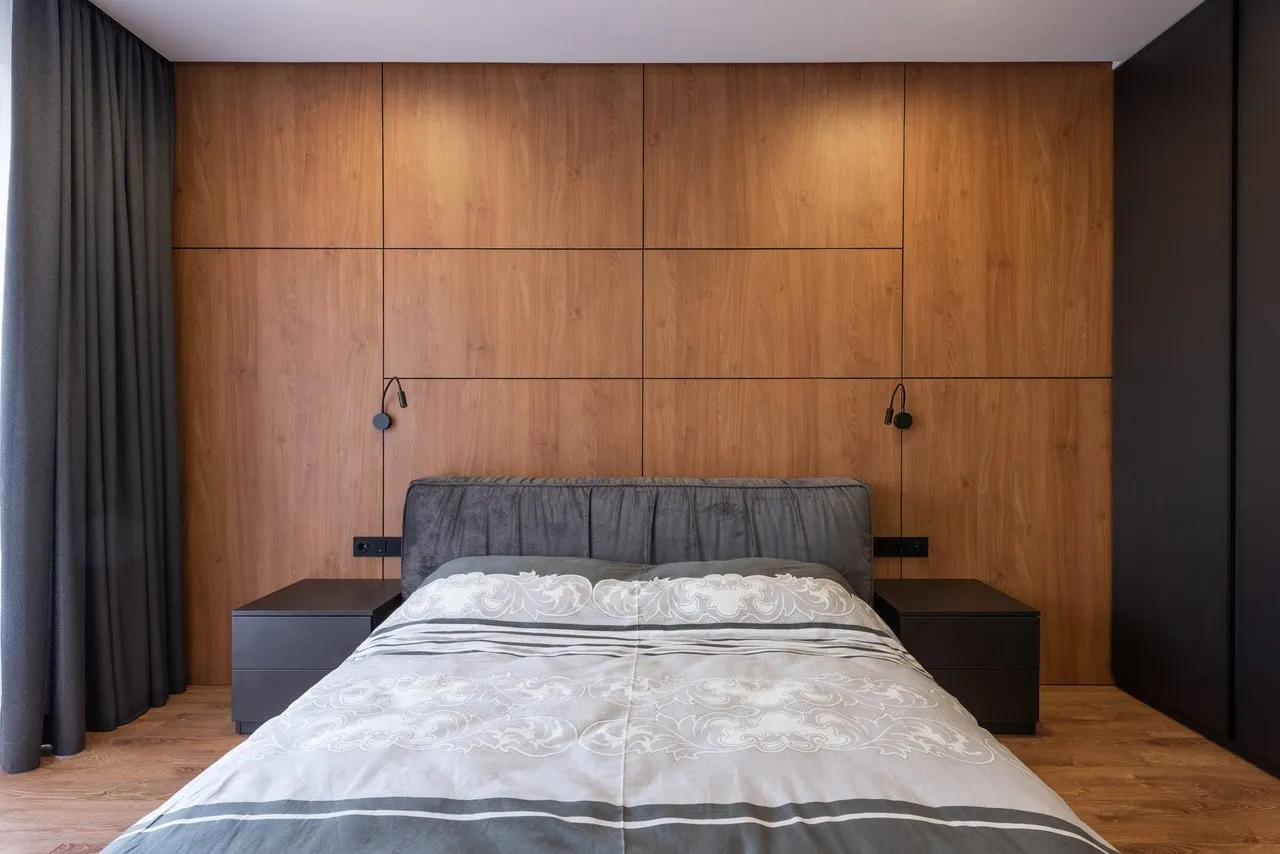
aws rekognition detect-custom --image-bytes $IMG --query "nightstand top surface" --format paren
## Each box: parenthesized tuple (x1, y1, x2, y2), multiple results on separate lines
(234, 578, 403, 616)
(874, 579, 1037, 617)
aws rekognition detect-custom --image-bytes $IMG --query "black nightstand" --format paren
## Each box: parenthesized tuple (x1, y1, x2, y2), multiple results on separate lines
(874, 579, 1040, 735)
(231, 579, 402, 734)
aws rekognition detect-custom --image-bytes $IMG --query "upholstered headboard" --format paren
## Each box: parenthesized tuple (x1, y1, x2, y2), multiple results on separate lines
(399, 476, 874, 602)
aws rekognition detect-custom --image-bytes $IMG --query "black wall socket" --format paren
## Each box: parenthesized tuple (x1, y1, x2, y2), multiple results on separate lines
(872, 536, 930, 559)
(352, 536, 402, 558)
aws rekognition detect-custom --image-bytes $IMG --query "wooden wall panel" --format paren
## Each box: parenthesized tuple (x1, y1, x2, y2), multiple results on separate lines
(384, 65, 642, 248)
(174, 64, 383, 248)
(383, 380, 643, 547)
(386, 250, 642, 378)
(172, 61, 1115, 684)
(176, 250, 383, 684)
(645, 64, 904, 249)
(901, 380, 1112, 684)
(644, 379, 902, 578)
(645, 250, 901, 377)
(904, 64, 1113, 377)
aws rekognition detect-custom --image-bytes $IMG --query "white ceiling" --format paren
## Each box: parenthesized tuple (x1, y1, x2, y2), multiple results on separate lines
(91, 0, 1204, 64)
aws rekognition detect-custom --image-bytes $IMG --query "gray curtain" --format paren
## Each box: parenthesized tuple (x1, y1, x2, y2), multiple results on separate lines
(0, 0, 184, 773)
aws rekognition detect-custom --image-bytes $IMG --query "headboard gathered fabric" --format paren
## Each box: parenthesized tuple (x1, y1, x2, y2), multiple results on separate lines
(399, 477, 874, 602)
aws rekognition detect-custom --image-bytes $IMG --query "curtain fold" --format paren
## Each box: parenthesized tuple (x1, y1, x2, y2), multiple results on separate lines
(1, 0, 183, 774)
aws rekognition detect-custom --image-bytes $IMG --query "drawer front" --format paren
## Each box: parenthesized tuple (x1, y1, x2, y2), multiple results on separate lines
(232, 615, 370, 670)
(898, 616, 1038, 670)
(232, 669, 326, 724)
(931, 669, 1039, 733)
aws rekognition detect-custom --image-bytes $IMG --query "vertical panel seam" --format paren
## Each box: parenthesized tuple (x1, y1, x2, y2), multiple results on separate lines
(899, 64, 907, 580)
(1227, 0, 1240, 742)
(900, 64, 908, 379)
(381, 63, 388, 582)
(640, 64, 647, 476)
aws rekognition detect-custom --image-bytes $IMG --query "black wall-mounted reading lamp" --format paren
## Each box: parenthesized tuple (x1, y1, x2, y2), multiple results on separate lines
(884, 382, 913, 430)
(373, 377, 408, 431)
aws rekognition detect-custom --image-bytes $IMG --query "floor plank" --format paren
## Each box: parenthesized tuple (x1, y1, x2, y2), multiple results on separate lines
(0, 685, 1276, 853)
(1003, 687, 1280, 853)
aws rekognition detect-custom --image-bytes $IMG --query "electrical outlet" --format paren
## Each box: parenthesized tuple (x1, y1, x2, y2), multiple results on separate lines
(873, 537, 930, 558)
(900, 536, 929, 558)
(352, 537, 402, 558)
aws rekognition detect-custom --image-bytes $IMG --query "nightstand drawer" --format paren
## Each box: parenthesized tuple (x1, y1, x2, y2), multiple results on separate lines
(932, 669, 1039, 734)
(231, 669, 326, 727)
(898, 616, 1039, 670)
(232, 615, 370, 670)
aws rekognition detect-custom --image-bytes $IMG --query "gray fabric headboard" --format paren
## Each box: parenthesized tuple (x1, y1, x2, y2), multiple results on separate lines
(400, 477, 874, 602)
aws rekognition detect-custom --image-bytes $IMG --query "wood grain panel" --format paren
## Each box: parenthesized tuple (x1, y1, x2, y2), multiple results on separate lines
(383, 380, 642, 553)
(645, 250, 901, 377)
(904, 64, 1113, 377)
(386, 250, 642, 378)
(176, 250, 383, 684)
(644, 379, 901, 578)
(174, 64, 382, 248)
(901, 379, 1112, 685)
(384, 65, 642, 248)
(645, 64, 904, 248)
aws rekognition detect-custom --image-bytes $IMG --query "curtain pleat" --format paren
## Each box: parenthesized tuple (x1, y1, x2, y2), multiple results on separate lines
(0, 0, 183, 774)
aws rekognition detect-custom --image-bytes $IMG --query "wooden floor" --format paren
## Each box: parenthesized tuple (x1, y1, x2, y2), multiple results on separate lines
(0, 686, 1277, 853)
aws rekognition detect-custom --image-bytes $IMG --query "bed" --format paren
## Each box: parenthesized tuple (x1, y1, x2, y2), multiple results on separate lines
(105, 477, 1114, 853)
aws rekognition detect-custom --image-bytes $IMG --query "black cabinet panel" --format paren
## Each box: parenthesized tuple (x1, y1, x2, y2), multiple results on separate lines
(898, 617, 1039, 672)
(231, 670, 326, 732)
(230, 580, 402, 734)
(232, 615, 371, 671)
(931, 670, 1040, 735)
(1114, 0, 1236, 738)
(1235, 0, 1280, 772)
(873, 581, 1040, 735)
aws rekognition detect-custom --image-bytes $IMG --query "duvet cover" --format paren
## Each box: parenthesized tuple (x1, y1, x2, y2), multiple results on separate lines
(105, 557, 1113, 853)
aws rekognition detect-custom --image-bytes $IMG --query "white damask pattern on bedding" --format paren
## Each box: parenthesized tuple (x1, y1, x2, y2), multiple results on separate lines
(105, 563, 1115, 854)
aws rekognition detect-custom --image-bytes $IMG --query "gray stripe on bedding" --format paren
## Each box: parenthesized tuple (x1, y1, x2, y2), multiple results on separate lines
(366, 655, 916, 665)
(111, 817, 1110, 854)
(135, 796, 1100, 836)
(364, 635, 896, 650)
(370, 621, 893, 638)
(363, 638, 901, 656)
(369, 617, 896, 641)
(112, 797, 1110, 854)
(362, 628, 900, 649)
(360, 636, 909, 660)
(361, 627, 903, 652)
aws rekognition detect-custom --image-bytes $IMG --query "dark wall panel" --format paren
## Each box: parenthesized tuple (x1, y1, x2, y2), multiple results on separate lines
(1113, 0, 1235, 737)
(1235, 0, 1280, 771)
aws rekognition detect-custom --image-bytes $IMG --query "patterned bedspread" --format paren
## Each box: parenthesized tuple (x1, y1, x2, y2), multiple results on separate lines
(104, 557, 1114, 853)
